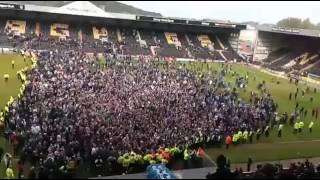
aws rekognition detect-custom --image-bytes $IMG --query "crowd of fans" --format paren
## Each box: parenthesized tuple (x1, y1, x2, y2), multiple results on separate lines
(0, 20, 277, 178)
(5, 45, 276, 172)
(0, 31, 276, 177)
(207, 155, 320, 179)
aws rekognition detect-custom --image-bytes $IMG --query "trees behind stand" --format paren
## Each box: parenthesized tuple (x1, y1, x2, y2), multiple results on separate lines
(277, 17, 320, 30)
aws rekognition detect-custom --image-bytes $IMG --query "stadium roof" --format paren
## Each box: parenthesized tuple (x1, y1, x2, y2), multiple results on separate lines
(258, 25, 320, 38)
(24, 1, 137, 20)
(48, 1, 135, 20)
(2, 1, 162, 17)
(0, 1, 246, 33)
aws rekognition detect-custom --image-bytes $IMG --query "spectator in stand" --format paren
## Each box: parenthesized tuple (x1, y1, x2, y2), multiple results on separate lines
(216, 157, 320, 179)
(206, 154, 235, 179)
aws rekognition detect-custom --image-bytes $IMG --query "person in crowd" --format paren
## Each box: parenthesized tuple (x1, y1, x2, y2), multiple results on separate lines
(309, 121, 314, 133)
(0, 147, 3, 161)
(289, 93, 292, 101)
(17, 160, 24, 179)
(11, 59, 15, 69)
(206, 155, 235, 179)
(1, 153, 12, 168)
(278, 124, 283, 137)
(247, 157, 253, 172)
(5, 166, 15, 179)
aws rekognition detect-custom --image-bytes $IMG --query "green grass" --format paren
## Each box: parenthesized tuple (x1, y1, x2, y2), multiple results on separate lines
(0, 53, 31, 178)
(1, 57, 320, 177)
(207, 140, 320, 163)
(181, 62, 320, 163)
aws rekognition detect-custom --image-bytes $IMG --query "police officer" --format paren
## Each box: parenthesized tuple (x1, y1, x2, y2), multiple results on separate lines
(256, 128, 261, 141)
(249, 130, 254, 143)
(289, 93, 292, 101)
(243, 130, 249, 142)
(278, 124, 284, 137)
(299, 121, 304, 133)
(264, 126, 270, 137)
(309, 121, 314, 133)
(294, 122, 299, 134)
(232, 133, 238, 145)
(238, 131, 243, 143)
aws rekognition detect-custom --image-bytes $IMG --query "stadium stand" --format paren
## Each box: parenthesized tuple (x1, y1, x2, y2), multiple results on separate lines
(255, 30, 320, 76)
(119, 28, 150, 56)
(0, 16, 243, 61)
(295, 53, 320, 72)
(82, 25, 109, 53)
(152, 31, 183, 58)
(198, 35, 213, 49)
(139, 29, 157, 47)
(187, 33, 213, 60)
(262, 48, 291, 63)
(0, 19, 11, 47)
(206, 155, 320, 179)
(25, 20, 36, 36)
(307, 60, 320, 76)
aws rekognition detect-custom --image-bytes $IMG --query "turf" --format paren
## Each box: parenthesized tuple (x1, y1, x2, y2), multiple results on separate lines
(0, 53, 31, 178)
(1, 57, 320, 177)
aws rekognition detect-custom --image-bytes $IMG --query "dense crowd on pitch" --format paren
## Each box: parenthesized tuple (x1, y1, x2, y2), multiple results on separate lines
(1, 34, 276, 177)
(5, 52, 274, 172)
(206, 155, 320, 179)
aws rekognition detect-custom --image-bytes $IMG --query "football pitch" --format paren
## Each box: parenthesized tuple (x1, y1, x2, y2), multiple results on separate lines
(0, 54, 320, 177)
(182, 62, 320, 164)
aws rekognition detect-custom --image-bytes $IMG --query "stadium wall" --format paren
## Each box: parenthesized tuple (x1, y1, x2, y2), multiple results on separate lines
(0, 47, 14, 53)
(306, 74, 320, 84)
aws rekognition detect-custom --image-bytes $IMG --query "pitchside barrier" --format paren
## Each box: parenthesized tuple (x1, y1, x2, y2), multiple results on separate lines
(303, 75, 320, 85)
(0, 47, 15, 54)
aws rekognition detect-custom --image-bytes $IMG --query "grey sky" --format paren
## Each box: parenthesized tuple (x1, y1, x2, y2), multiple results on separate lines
(119, 1, 320, 24)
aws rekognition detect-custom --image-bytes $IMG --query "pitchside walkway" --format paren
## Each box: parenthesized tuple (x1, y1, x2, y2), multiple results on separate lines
(93, 157, 320, 179)
(92, 167, 215, 179)
(231, 157, 320, 171)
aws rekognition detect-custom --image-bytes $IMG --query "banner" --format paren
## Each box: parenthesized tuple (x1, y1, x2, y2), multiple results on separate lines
(93, 26, 108, 40)
(5, 20, 26, 34)
(50, 23, 70, 37)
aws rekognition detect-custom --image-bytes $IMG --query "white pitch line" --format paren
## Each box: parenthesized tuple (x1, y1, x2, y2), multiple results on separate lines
(277, 139, 320, 144)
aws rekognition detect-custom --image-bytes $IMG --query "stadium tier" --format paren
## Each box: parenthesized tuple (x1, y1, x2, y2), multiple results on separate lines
(255, 30, 320, 77)
(0, 17, 244, 62)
